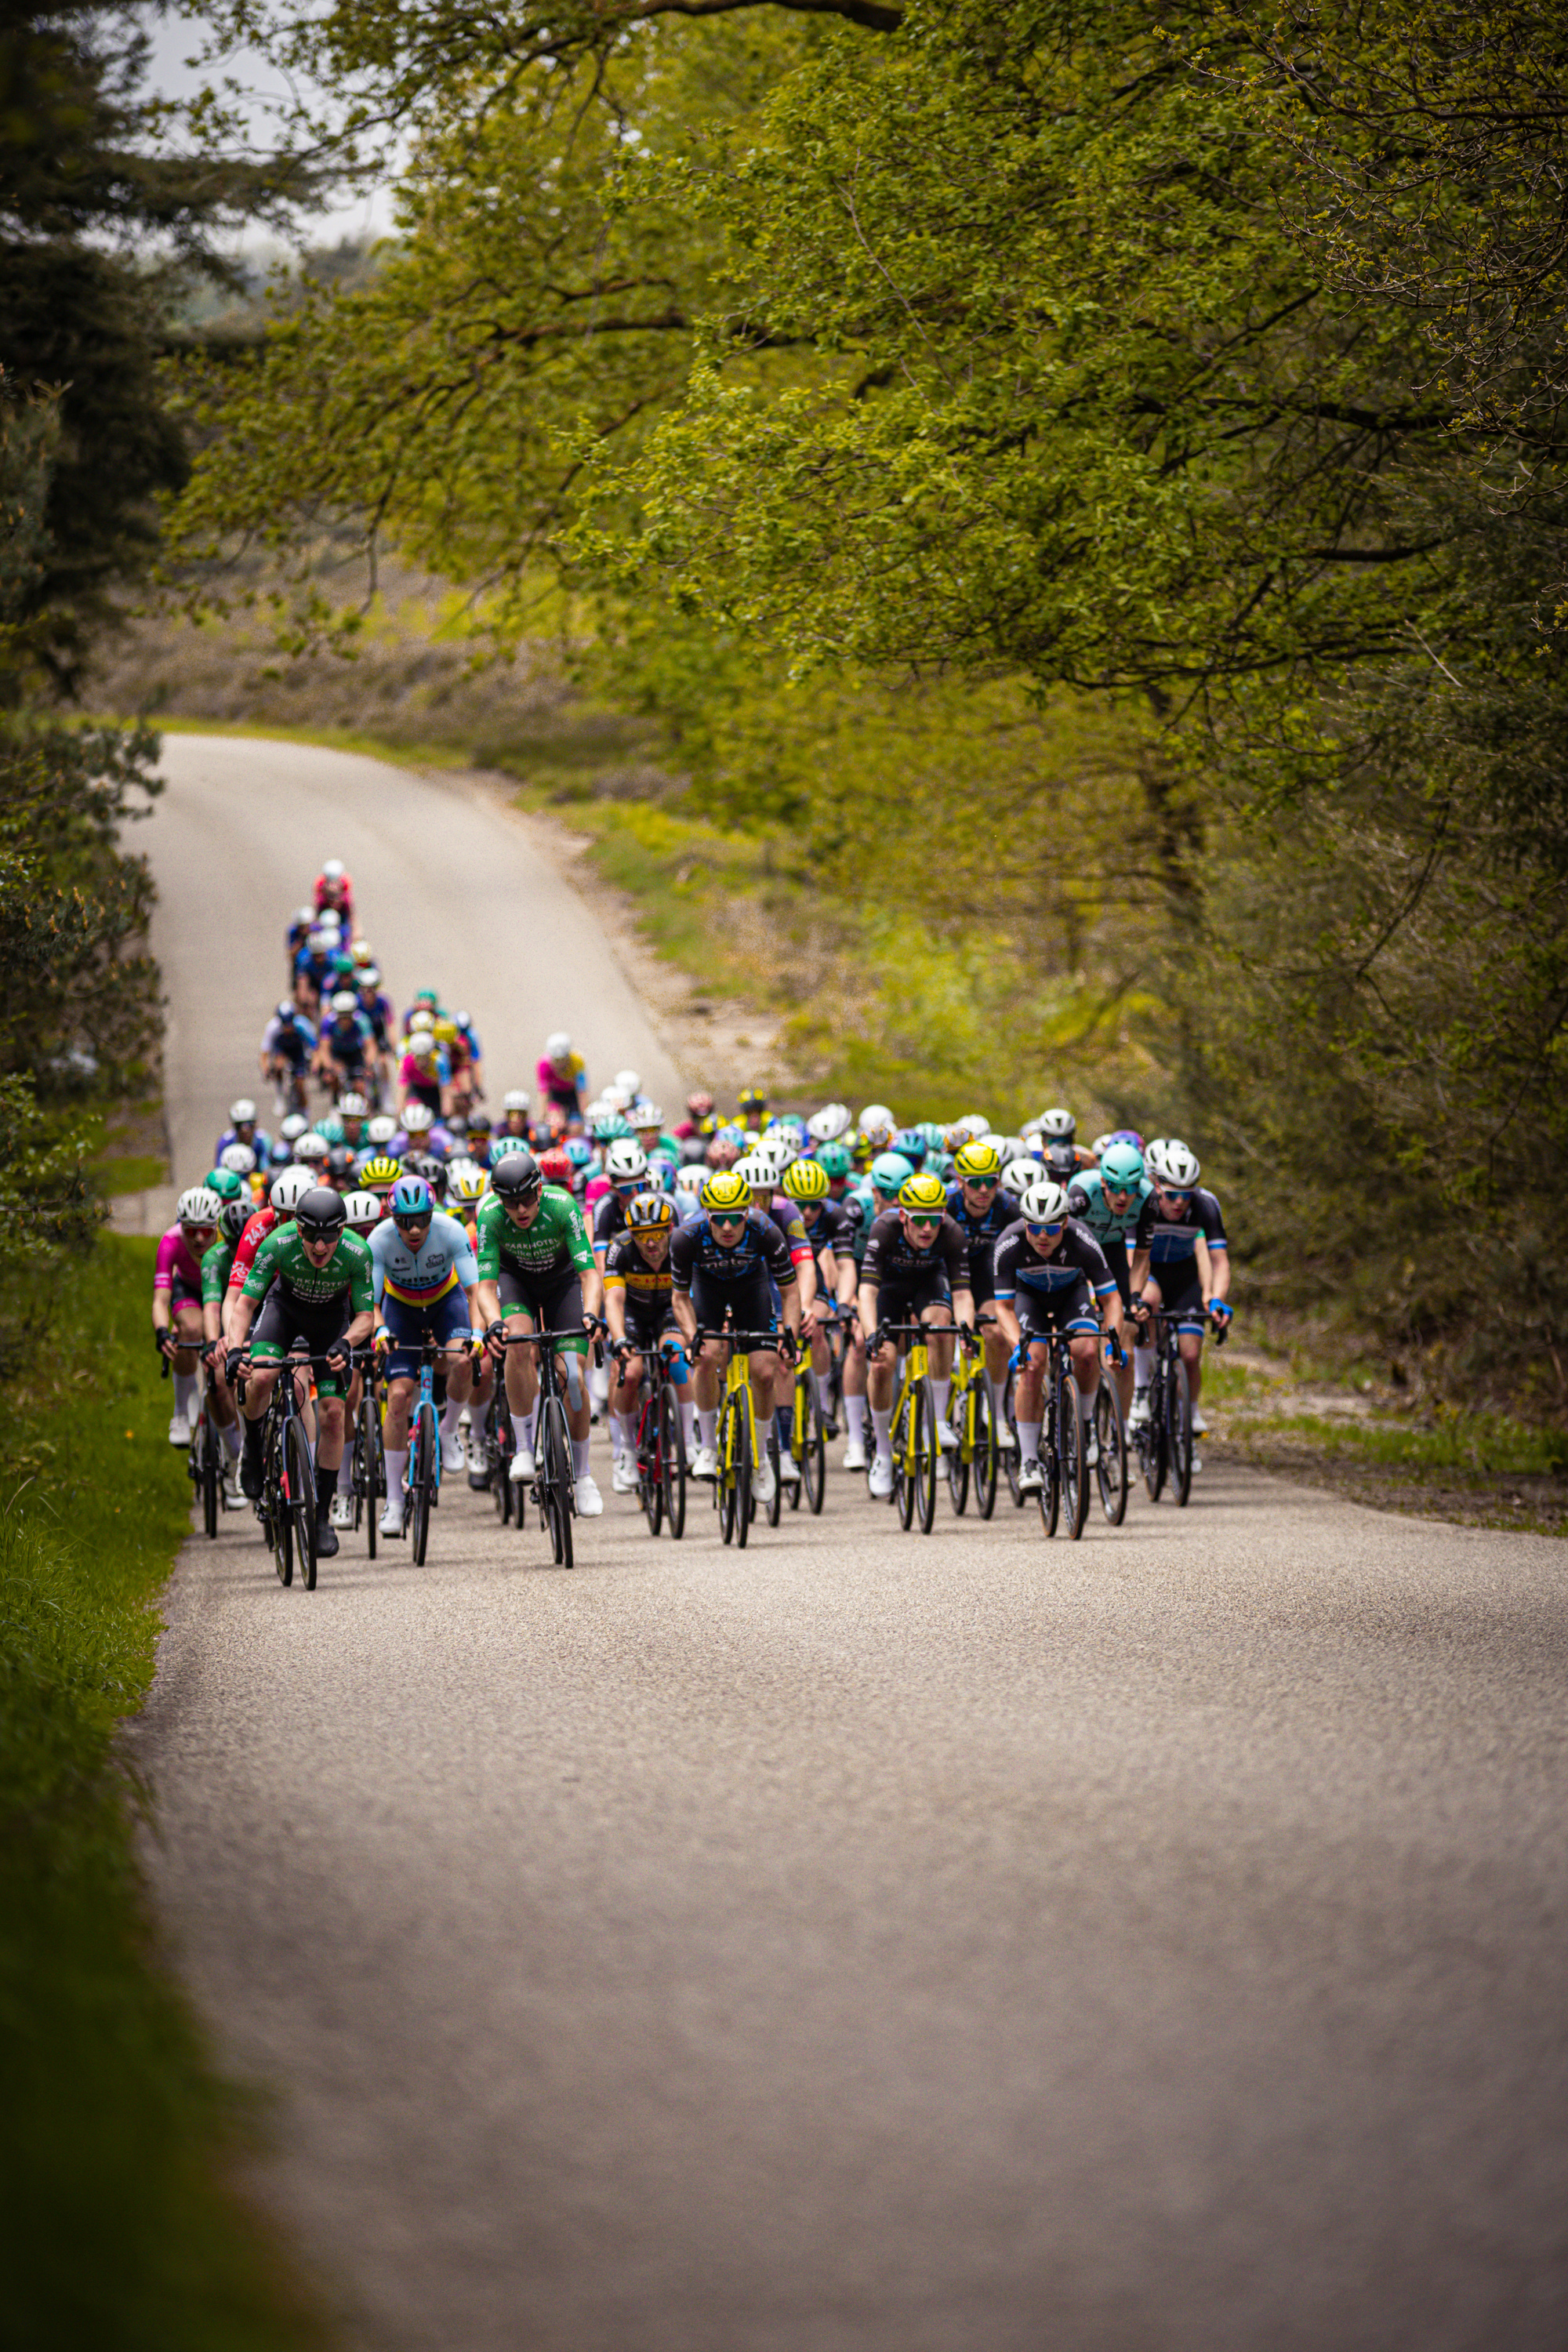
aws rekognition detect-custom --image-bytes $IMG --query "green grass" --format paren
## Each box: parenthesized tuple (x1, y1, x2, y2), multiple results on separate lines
(82, 708, 472, 768)
(0, 1234, 329, 2352)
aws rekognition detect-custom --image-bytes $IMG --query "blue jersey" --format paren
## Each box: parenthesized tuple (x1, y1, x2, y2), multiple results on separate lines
(215, 1123, 274, 1166)
(1133, 1185, 1228, 1269)
(1067, 1168, 1152, 1250)
(369, 1210, 478, 1306)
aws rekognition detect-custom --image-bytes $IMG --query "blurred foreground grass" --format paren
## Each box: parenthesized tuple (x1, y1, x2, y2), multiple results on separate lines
(0, 1236, 328, 2351)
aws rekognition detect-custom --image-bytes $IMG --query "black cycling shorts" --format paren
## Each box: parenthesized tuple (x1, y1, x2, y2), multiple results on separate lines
(1143, 1257, 1208, 1334)
(625, 1299, 681, 1355)
(876, 1268, 953, 1330)
(249, 1290, 354, 1396)
(1014, 1276, 1099, 1339)
(497, 1265, 589, 1356)
(688, 1269, 776, 1344)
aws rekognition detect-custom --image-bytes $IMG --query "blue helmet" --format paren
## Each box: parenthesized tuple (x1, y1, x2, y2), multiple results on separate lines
(390, 1174, 434, 1219)
(870, 1150, 915, 1199)
(891, 1127, 927, 1168)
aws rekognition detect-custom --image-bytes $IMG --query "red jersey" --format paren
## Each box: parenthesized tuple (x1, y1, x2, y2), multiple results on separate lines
(227, 1206, 278, 1291)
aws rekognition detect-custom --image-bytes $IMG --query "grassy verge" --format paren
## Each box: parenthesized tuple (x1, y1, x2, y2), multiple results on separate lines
(0, 1233, 329, 2352)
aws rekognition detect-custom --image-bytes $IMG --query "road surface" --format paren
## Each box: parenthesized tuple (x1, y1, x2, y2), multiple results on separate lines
(134, 737, 1568, 2351)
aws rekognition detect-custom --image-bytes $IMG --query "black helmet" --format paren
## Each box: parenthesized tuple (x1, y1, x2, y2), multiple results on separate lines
(217, 1197, 250, 1243)
(325, 1144, 356, 1182)
(295, 1185, 347, 1236)
(490, 1148, 543, 1201)
(1043, 1140, 1080, 1185)
(405, 1149, 448, 1201)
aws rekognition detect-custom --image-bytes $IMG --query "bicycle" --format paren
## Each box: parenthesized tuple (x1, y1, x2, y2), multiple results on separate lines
(618, 1334, 688, 1539)
(944, 1318, 999, 1519)
(786, 1340, 829, 1515)
(485, 1380, 516, 1525)
(231, 1343, 334, 1592)
(1013, 1329, 1090, 1540)
(1131, 1305, 1226, 1507)
(1094, 1332, 1130, 1525)
(875, 1320, 949, 1534)
(183, 1350, 224, 1538)
(499, 1324, 583, 1568)
(379, 1328, 464, 1566)
(348, 1347, 387, 1555)
(701, 1319, 782, 1549)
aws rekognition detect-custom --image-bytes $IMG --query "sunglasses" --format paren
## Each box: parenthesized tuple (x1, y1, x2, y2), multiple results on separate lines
(1155, 1185, 1194, 1201)
(964, 1176, 998, 1191)
(710, 1211, 746, 1230)
(904, 1214, 942, 1231)
(1026, 1221, 1066, 1238)
(394, 1214, 432, 1230)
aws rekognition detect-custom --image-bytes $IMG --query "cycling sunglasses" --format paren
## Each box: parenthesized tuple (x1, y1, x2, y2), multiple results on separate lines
(394, 1213, 432, 1231)
(1025, 1220, 1066, 1237)
(904, 1213, 942, 1232)
(963, 1175, 999, 1191)
(1154, 1184, 1195, 1201)
(710, 1210, 747, 1229)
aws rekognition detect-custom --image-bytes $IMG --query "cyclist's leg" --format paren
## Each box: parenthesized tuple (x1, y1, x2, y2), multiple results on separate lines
(536, 1275, 597, 1504)
(866, 1277, 913, 1479)
(1013, 1308, 1053, 1481)
(1131, 1273, 1164, 1422)
(688, 1276, 729, 1466)
(917, 1276, 956, 1436)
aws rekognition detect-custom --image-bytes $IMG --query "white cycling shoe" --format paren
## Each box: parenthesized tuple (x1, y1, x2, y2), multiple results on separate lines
(466, 1436, 488, 1477)
(1190, 1406, 1209, 1435)
(842, 1438, 868, 1472)
(168, 1414, 191, 1447)
(222, 1461, 245, 1508)
(868, 1454, 893, 1500)
(778, 1455, 800, 1489)
(1018, 1457, 1044, 1493)
(575, 1474, 604, 1517)
(994, 1422, 1018, 1453)
(753, 1454, 777, 1506)
(441, 1432, 466, 1475)
(329, 1490, 354, 1527)
(379, 1496, 405, 1537)
(1127, 1388, 1151, 1428)
(690, 1444, 718, 1480)
(1082, 1428, 1100, 1468)
(508, 1445, 535, 1483)
(611, 1453, 639, 1494)
(936, 1419, 959, 1453)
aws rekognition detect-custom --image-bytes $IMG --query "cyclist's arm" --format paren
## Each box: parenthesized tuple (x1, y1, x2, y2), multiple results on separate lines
(229, 1287, 259, 1346)
(580, 1265, 604, 1323)
(475, 1279, 501, 1329)
(989, 1292, 1022, 1349)
(856, 1276, 880, 1338)
(1128, 1247, 1152, 1298)
(604, 1282, 630, 1345)
(949, 1284, 975, 1330)
(835, 1248, 858, 1308)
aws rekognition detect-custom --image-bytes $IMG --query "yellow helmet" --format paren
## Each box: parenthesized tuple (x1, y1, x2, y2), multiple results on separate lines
(434, 1017, 459, 1044)
(358, 1155, 403, 1190)
(954, 1138, 1001, 1181)
(701, 1168, 751, 1214)
(782, 1157, 829, 1203)
(898, 1171, 947, 1214)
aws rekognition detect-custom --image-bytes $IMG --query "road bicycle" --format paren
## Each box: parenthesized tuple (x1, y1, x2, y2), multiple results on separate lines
(382, 1328, 466, 1566)
(815, 1299, 851, 1441)
(348, 1347, 387, 1555)
(617, 1333, 688, 1539)
(875, 1319, 955, 1534)
(944, 1319, 999, 1519)
(1094, 1334, 1130, 1525)
(701, 1319, 782, 1549)
(1132, 1305, 1226, 1506)
(785, 1341, 828, 1515)
(183, 1351, 225, 1537)
(484, 1380, 516, 1524)
(500, 1323, 583, 1567)
(1012, 1329, 1090, 1540)
(232, 1343, 337, 1591)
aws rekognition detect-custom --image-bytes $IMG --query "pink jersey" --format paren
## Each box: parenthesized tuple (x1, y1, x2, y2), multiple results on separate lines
(154, 1225, 205, 1295)
(583, 1173, 612, 1214)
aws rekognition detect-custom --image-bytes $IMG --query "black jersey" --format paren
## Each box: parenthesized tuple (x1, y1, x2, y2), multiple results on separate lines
(670, 1208, 797, 1290)
(602, 1233, 674, 1315)
(1133, 1185, 1228, 1271)
(944, 1181, 1022, 1252)
(798, 1196, 855, 1260)
(860, 1209, 970, 1291)
(992, 1219, 1116, 1301)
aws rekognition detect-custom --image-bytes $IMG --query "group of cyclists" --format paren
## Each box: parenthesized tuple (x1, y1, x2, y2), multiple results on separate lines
(152, 858, 1233, 1570)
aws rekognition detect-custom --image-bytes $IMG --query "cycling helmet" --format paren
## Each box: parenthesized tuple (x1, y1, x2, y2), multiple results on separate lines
(358, 1155, 403, 1190)
(322, 857, 345, 881)
(228, 1097, 257, 1125)
(206, 1167, 244, 1203)
(330, 989, 358, 1015)
(408, 1036, 439, 1064)
(280, 1112, 307, 1143)
(401, 1102, 435, 1134)
(342, 1190, 384, 1232)
(954, 1138, 1002, 1181)
(1003, 1156, 1037, 1196)
(314, 1114, 345, 1145)
(897, 1172, 946, 1215)
(445, 1160, 488, 1205)
(276, 997, 299, 1022)
(545, 1030, 572, 1060)
(220, 1140, 259, 1175)
(270, 1167, 314, 1214)
(1043, 1142, 1080, 1185)
(293, 1131, 329, 1164)
(869, 1150, 914, 1199)
(487, 1134, 528, 1163)
(737, 1084, 767, 1117)
(916, 1121, 945, 1153)
(216, 1197, 250, 1243)
(433, 1018, 458, 1044)
(632, 1102, 665, 1130)
(806, 1102, 851, 1145)
(1037, 1108, 1076, 1142)
(1099, 1142, 1145, 1191)
(403, 1154, 448, 1201)
(1146, 1138, 1200, 1188)
(337, 1091, 368, 1118)
(1019, 1176, 1071, 1224)
(927, 1151, 955, 1184)
(782, 1157, 829, 1203)
(490, 1149, 543, 1202)
(603, 1138, 649, 1185)
(591, 1110, 633, 1145)
(701, 1168, 751, 1214)
(366, 1115, 397, 1145)
(817, 1142, 853, 1182)
(537, 1145, 572, 1185)
(325, 1145, 357, 1184)
(732, 1151, 775, 1198)
(563, 1137, 595, 1170)
(176, 1185, 222, 1229)
(1089, 1133, 1114, 1160)
(891, 1127, 927, 1168)
(294, 1185, 347, 1237)
(858, 1102, 895, 1138)
(626, 1190, 676, 1233)
(502, 1088, 530, 1112)
(1109, 1127, 1145, 1150)
(686, 1090, 715, 1118)
(390, 1175, 434, 1220)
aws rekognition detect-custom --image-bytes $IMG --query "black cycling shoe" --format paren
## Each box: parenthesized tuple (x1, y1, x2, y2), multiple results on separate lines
(467, 1468, 491, 1492)
(314, 1515, 339, 1559)
(240, 1450, 263, 1500)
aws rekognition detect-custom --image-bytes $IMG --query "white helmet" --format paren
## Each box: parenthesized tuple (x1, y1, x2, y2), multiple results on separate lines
(602, 1085, 633, 1112)
(546, 1031, 572, 1060)
(858, 1102, 895, 1140)
(1089, 1133, 1115, 1160)
(409, 1009, 435, 1035)
(1146, 1137, 1201, 1188)
(176, 1185, 222, 1228)
(219, 1142, 257, 1174)
(402, 1102, 435, 1134)
(807, 1102, 851, 1144)
(270, 1166, 314, 1214)
(338, 1091, 368, 1117)
(367, 1114, 397, 1145)
(633, 1102, 664, 1129)
(322, 858, 345, 880)
(342, 1190, 384, 1231)
(307, 927, 332, 951)
(1018, 1176, 1071, 1223)
(614, 1069, 642, 1098)
(1003, 1156, 1038, 1197)
(979, 1132, 1011, 1161)
(674, 1162, 705, 1191)
(1018, 1115, 1044, 1139)
(408, 1035, 437, 1062)
(758, 1134, 794, 1172)
(445, 1159, 488, 1204)
(330, 989, 358, 1014)
(603, 1138, 649, 1184)
(958, 1113, 989, 1140)
(733, 1152, 775, 1196)
(503, 1088, 530, 1112)
(280, 1112, 307, 1142)
(293, 1131, 329, 1163)
(1037, 1108, 1076, 1141)
(228, 1097, 257, 1124)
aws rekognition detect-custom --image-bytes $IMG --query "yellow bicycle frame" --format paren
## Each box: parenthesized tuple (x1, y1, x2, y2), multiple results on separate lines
(887, 1331, 931, 1477)
(718, 1335, 761, 1495)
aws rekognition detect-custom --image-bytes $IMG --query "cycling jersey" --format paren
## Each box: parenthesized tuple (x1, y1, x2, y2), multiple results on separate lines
(215, 1122, 274, 1165)
(241, 1225, 376, 1313)
(943, 1181, 1023, 1252)
(593, 1191, 637, 1256)
(262, 1010, 316, 1065)
(860, 1210, 970, 1292)
(154, 1224, 206, 1298)
(200, 1236, 237, 1306)
(292, 943, 336, 997)
(358, 989, 394, 1048)
(537, 1051, 586, 1116)
(669, 1210, 797, 1292)
(321, 1010, 374, 1066)
(603, 1234, 677, 1321)
(1132, 1186, 1228, 1269)
(369, 1210, 477, 1307)
(992, 1221, 1116, 1302)
(227, 1207, 278, 1291)
(475, 1187, 595, 1285)
(1068, 1169, 1154, 1249)
(314, 873, 354, 927)
(757, 1192, 815, 1269)
(400, 1047, 449, 1105)
(797, 1197, 855, 1262)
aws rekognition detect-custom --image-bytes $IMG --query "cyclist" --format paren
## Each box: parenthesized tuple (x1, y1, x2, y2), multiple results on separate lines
(219, 1165, 316, 1334)
(538, 1032, 587, 1125)
(498, 1090, 532, 1143)
(602, 1192, 697, 1494)
(1127, 1139, 1230, 1443)
(780, 1149, 857, 1414)
(336, 1091, 370, 1152)
(734, 1148, 818, 1484)
(215, 1097, 274, 1167)
(198, 1196, 252, 1504)
(369, 1174, 487, 1537)
(1035, 1108, 1098, 1173)
(313, 857, 354, 930)
(858, 1171, 973, 1499)
(230, 1185, 376, 1559)
(1066, 1139, 1151, 1416)
(312, 989, 374, 1098)
(474, 1149, 604, 1517)
(942, 1138, 1025, 1457)
(154, 1185, 223, 1445)
(400, 1030, 450, 1123)
(675, 1090, 716, 1143)
(670, 1167, 800, 1505)
(260, 999, 317, 1113)
(990, 1175, 1123, 1490)
(592, 1137, 652, 1265)
(292, 924, 339, 1017)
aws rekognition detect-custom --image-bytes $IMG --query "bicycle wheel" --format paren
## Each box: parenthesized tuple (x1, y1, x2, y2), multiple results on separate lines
(541, 1395, 573, 1568)
(1143, 1370, 1167, 1503)
(361, 1391, 383, 1556)
(1169, 1356, 1194, 1507)
(660, 1382, 687, 1539)
(410, 1406, 434, 1566)
(264, 1421, 292, 1588)
(1003, 1368, 1024, 1507)
(799, 1370, 827, 1515)
(895, 1392, 916, 1530)
(946, 1381, 970, 1515)
(734, 1401, 753, 1550)
(491, 1396, 513, 1524)
(913, 1379, 938, 1534)
(1061, 1372, 1089, 1540)
(1038, 1394, 1061, 1537)
(198, 1410, 220, 1539)
(973, 1378, 999, 1519)
(287, 1418, 318, 1590)
(642, 1398, 664, 1537)
(765, 1414, 782, 1528)
(1095, 1381, 1128, 1525)
(718, 1398, 739, 1546)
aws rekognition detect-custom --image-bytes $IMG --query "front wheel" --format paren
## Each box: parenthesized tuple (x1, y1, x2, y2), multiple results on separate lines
(1061, 1371, 1088, 1540)
(1143, 1369, 1167, 1504)
(287, 1417, 318, 1590)
(1002, 1368, 1024, 1507)
(1169, 1356, 1194, 1507)
(1095, 1381, 1127, 1525)
(913, 1378, 938, 1534)
(765, 1414, 782, 1529)
(972, 1378, 998, 1519)
(946, 1381, 970, 1516)
(410, 1408, 434, 1566)
(1038, 1391, 1061, 1537)
(641, 1396, 664, 1537)
(734, 1401, 753, 1549)
(198, 1409, 220, 1539)
(540, 1395, 573, 1568)
(659, 1383, 687, 1540)
(361, 1391, 384, 1556)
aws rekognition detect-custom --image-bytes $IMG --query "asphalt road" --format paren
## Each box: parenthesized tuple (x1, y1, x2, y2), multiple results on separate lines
(134, 739, 1568, 2352)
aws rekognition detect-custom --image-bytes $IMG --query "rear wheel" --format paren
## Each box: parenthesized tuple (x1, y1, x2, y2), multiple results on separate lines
(913, 1379, 938, 1534)
(946, 1382, 970, 1515)
(286, 1418, 318, 1589)
(541, 1395, 573, 1567)
(490, 1396, 513, 1524)
(1170, 1356, 1193, 1507)
(733, 1400, 753, 1550)
(1003, 1368, 1024, 1507)
(410, 1408, 434, 1566)
(895, 1388, 917, 1530)
(718, 1399, 738, 1546)
(972, 1379, 999, 1519)
(641, 1396, 664, 1537)
(198, 1409, 220, 1538)
(361, 1391, 383, 1556)
(660, 1383, 687, 1539)
(1143, 1366, 1167, 1503)
(1062, 1370, 1089, 1540)
(1095, 1381, 1127, 1525)
(765, 1414, 782, 1528)
(267, 1420, 292, 1588)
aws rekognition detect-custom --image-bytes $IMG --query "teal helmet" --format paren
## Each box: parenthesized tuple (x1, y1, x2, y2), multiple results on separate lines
(817, 1142, 853, 1182)
(490, 1134, 532, 1161)
(591, 1111, 632, 1143)
(1099, 1141, 1145, 1191)
(314, 1114, 346, 1145)
(870, 1149, 915, 1199)
(205, 1166, 245, 1203)
(916, 1120, 946, 1152)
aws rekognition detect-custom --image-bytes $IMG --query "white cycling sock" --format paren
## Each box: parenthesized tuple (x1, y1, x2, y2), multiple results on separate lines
(988, 1374, 1007, 1417)
(1133, 1346, 1155, 1386)
(870, 1406, 892, 1459)
(441, 1392, 465, 1438)
(680, 1401, 697, 1454)
(383, 1446, 408, 1495)
(572, 1437, 591, 1478)
(220, 1418, 241, 1458)
(697, 1408, 718, 1450)
(612, 1413, 634, 1454)
(930, 1375, 950, 1425)
(589, 1360, 609, 1408)
(517, 1406, 537, 1453)
(1017, 1418, 1042, 1461)
(1079, 1384, 1094, 1419)
(844, 1394, 867, 1441)
(172, 1371, 196, 1418)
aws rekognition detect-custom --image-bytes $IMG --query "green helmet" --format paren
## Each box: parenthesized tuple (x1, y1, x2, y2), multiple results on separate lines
(592, 1111, 632, 1143)
(1098, 1141, 1145, 1191)
(205, 1166, 245, 1203)
(816, 1142, 853, 1181)
(314, 1114, 346, 1145)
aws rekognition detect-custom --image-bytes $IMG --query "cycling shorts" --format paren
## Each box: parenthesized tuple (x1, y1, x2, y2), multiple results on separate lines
(690, 1269, 775, 1346)
(964, 1242, 998, 1311)
(496, 1265, 589, 1356)
(1145, 1256, 1209, 1336)
(876, 1268, 953, 1331)
(380, 1287, 471, 1381)
(169, 1275, 203, 1315)
(249, 1292, 354, 1396)
(623, 1299, 688, 1380)
(1015, 1276, 1100, 1340)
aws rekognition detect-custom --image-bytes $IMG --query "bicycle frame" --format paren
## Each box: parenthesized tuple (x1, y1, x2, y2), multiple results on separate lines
(499, 1325, 583, 1567)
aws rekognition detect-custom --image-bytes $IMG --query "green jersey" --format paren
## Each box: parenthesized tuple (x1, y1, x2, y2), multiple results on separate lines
(476, 1186, 594, 1286)
(201, 1236, 237, 1306)
(241, 1225, 375, 1313)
